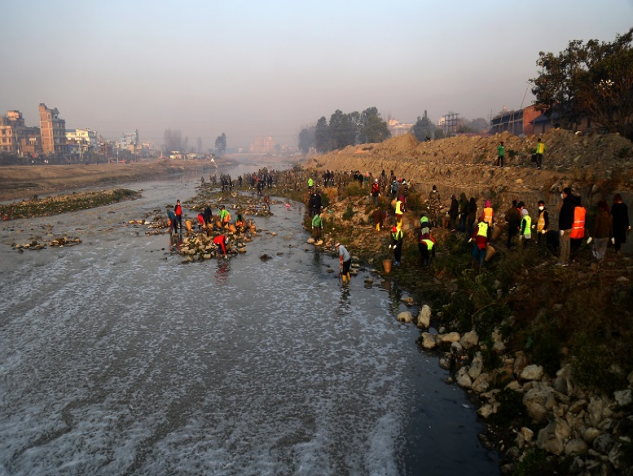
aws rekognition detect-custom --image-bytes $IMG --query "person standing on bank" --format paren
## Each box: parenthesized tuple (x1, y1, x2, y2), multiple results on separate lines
(558, 188, 576, 266)
(496, 141, 505, 167)
(535, 200, 549, 247)
(174, 199, 183, 232)
(390, 225, 404, 266)
(535, 138, 545, 170)
(611, 194, 630, 255)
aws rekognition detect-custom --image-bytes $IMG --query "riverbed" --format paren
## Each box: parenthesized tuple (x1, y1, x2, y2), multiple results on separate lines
(0, 175, 499, 475)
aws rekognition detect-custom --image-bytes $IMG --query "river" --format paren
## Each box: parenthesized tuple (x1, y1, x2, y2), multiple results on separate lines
(0, 168, 499, 475)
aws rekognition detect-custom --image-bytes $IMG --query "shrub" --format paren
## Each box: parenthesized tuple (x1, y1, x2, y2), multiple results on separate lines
(342, 205, 355, 221)
(345, 183, 366, 197)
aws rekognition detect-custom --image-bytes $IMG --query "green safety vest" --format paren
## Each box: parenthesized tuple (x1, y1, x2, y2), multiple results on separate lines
(477, 222, 489, 237)
(395, 201, 403, 215)
(420, 216, 429, 226)
(392, 230, 403, 241)
(421, 239, 434, 250)
(308, 178, 313, 187)
(522, 216, 532, 236)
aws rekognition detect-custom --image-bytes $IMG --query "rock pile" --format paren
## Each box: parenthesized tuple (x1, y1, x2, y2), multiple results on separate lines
(12, 236, 81, 251)
(412, 305, 633, 474)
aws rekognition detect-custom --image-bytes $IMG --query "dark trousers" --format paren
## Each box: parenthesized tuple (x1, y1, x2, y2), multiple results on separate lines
(394, 243, 402, 264)
(507, 228, 517, 248)
(536, 154, 543, 169)
(497, 156, 504, 167)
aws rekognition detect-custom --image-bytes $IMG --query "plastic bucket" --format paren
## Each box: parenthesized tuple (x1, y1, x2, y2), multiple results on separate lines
(383, 259, 393, 273)
(485, 244, 496, 262)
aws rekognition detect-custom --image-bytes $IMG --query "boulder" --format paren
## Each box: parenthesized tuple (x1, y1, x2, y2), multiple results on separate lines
(614, 389, 632, 407)
(439, 332, 461, 344)
(478, 403, 496, 419)
(583, 428, 601, 445)
(491, 328, 506, 352)
(439, 353, 452, 370)
(420, 333, 437, 350)
(536, 420, 566, 455)
(554, 364, 575, 396)
(460, 330, 479, 349)
(521, 427, 534, 443)
(564, 439, 588, 455)
(397, 311, 413, 323)
(468, 353, 484, 380)
(586, 396, 605, 428)
(592, 433, 615, 454)
(417, 305, 431, 328)
(456, 367, 472, 389)
(472, 373, 490, 394)
(567, 399, 587, 414)
(520, 364, 545, 381)
(513, 351, 529, 376)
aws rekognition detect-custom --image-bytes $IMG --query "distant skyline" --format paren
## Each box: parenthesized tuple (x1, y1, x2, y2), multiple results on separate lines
(1, 0, 632, 149)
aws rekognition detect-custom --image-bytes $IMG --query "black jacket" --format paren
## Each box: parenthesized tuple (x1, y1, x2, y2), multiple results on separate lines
(559, 196, 576, 230)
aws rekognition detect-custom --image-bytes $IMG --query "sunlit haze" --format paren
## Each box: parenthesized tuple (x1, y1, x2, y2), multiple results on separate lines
(1, 0, 631, 150)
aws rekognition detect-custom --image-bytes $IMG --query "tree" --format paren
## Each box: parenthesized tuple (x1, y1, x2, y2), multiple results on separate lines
(215, 133, 227, 155)
(434, 128, 445, 139)
(530, 28, 633, 138)
(163, 128, 183, 154)
(298, 126, 315, 155)
(315, 117, 331, 153)
(358, 107, 390, 144)
(468, 118, 490, 134)
(412, 110, 435, 141)
(329, 110, 356, 149)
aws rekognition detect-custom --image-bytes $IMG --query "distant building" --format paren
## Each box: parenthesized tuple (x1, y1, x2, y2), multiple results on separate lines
(490, 105, 539, 136)
(388, 119, 413, 137)
(66, 128, 99, 149)
(0, 110, 42, 156)
(250, 136, 275, 154)
(39, 103, 66, 155)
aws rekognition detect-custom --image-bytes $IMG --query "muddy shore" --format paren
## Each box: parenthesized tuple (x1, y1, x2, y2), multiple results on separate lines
(0, 159, 217, 201)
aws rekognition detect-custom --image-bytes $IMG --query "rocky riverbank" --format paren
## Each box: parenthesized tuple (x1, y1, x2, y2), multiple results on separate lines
(275, 138, 633, 474)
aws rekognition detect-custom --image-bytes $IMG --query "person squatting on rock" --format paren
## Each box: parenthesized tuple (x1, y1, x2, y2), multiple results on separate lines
(470, 219, 489, 268)
(588, 200, 613, 266)
(336, 242, 352, 285)
(372, 209, 388, 231)
(611, 194, 630, 255)
(213, 234, 229, 257)
(428, 185, 442, 228)
(558, 187, 576, 266)
(174, 199, 183, 232)
(390, 225, 404, 266)
(311, 212, 322, 240)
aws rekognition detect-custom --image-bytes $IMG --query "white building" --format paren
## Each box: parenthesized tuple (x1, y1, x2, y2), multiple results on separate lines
(66, 128, 99, 149)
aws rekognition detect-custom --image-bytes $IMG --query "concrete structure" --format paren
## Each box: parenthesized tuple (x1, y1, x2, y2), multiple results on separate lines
(39, 103, 66, 155)
(66, 128, 99, 149)
(490, 105, 539, 136)
(0, 110, 43, 156)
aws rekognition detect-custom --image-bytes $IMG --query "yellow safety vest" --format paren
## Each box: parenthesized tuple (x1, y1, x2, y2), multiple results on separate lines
(395, 201, 403, 215)
(522, 215, 532, 237)
(421, 239, 434, 250)
(392, 230, 403, 241)
(477, 222, 489, 237)
(537, 210, 546, 231)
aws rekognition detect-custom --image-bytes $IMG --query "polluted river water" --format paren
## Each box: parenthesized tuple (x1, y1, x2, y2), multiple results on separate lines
(0, 175, 499, 476)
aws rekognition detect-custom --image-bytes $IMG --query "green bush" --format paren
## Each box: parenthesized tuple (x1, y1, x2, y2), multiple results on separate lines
(572, 332, 626, 392)
(342, 205, 356, 221)
(345, 183, 366, 197)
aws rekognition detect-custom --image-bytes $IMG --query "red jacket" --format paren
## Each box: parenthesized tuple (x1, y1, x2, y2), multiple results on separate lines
(175, 204, 182, 216)
(213, 235, 227, 254)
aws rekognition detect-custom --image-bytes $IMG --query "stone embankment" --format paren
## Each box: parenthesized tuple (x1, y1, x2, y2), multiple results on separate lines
(394, 304, 633, 475)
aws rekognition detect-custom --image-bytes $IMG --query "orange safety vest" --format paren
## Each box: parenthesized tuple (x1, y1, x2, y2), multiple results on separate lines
(483, 207, 493, 226)
(537, 209, 546, 231)
(570, 206, 586, 239)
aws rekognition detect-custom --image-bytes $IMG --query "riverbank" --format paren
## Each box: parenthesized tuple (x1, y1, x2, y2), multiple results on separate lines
(275, 161, 633, 474)
(0, 159, 218, 201)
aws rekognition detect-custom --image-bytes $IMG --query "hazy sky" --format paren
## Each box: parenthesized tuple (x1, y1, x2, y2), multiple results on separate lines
(1, 0, 631, 149)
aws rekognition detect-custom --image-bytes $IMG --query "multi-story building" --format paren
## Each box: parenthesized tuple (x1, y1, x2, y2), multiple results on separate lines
(490, 105, 539, 136)
(39, 103, 66, 155)
(66, 128, 99, 149)
(250, 136, 275, 154)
